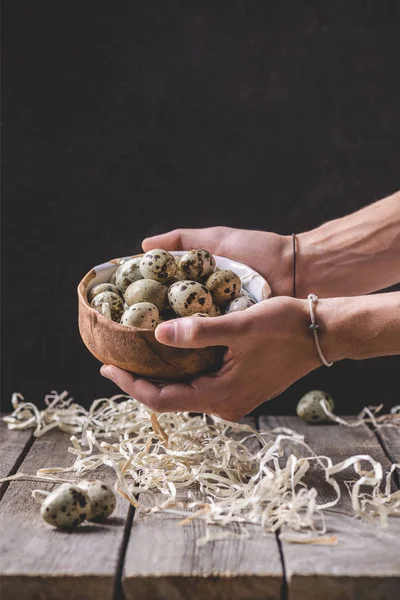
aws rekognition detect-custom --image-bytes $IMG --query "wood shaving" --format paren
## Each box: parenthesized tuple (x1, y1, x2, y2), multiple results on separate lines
(2, 391, 400, 545)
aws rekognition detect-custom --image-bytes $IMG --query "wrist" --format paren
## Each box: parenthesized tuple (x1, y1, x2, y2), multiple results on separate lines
(314, 293, 400, 362)
(268, 234, 294, 297)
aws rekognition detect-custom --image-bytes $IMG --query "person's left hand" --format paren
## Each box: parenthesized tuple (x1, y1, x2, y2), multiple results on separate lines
(100, 297, 325, 421)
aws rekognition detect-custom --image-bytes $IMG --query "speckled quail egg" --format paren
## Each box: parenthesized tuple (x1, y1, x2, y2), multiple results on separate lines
(40, 484, 90, 529)
(140, 249, 177, 283)
(179, 249, 216, 281)
(205, 270, 241, 307)
(296, 390, 335, 423)
(190, 312, 210, 318)
(115, 258, 143, 293)
(91, 291, 124, 322)
(224, 296, 256, 314)
(77, 480, 116, 522)
(207, 303, 221, 317)
(167, 269, 186, 284)
(121, 302, 159, 329)
(88, 283, 121, 303)
(124, 279, 167, 312)
(168, 281, 212, 317)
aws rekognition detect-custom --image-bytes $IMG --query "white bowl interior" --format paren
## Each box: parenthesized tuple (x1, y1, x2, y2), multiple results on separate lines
(88, 252, 271, 302)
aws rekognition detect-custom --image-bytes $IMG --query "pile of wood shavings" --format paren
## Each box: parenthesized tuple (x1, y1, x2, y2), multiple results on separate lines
(3, 391, 400, 544)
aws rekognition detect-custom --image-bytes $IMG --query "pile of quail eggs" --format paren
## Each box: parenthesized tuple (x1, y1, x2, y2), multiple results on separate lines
(39, 479, 116, 529)
(88, 249, 257, 329)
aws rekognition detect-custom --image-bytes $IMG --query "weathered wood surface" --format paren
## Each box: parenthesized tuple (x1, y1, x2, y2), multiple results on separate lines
(259, 416, 400, 600)
(0, 427, 130, 600)
(122, 417, 283, 600)
(378, 425, 400, 463)
(1, 416, 399, 600)
(0, 417, 33, 498)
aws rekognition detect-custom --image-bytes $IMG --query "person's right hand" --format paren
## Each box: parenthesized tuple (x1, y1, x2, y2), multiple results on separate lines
(142, 227, 292, 297)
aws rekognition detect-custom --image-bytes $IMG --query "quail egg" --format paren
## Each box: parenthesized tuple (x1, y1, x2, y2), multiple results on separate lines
(121, 302, 159, 329)
(296, 390, 335, 423)
(168, 281, 212, 317)
(91, 291, 124, 322)
(205, 270, 241, 307)
(224, 296, 256, 314)
(40, 484, 90, 529)
(207, 303, 221, 317)
(109, 270, 117, 285)
(179, 249, 216, 281)
(124, 279, 167, 312)
(88, 283, 121, 303)
(140, 249, 177, 283)
(115, 258, 143, 293)
(77, 480, 116, 522)
(190, 313, 211, 318)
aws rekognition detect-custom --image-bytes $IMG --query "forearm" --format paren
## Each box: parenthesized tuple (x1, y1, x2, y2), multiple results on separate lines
(290, 191, 400, 298)
(315, 292, 400, 363)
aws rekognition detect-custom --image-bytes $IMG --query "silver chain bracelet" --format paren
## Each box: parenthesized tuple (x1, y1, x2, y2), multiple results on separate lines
(307, 294, 334, 367)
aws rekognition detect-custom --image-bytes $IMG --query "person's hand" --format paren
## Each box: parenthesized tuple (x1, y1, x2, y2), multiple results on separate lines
(100, 297, 325, 421)
(142, 226, 292, 297)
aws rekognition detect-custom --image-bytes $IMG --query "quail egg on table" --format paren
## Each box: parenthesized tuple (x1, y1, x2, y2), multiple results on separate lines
(91, 291, 124, 322)
(168, 281, 212, 317)
(121, 302, 159, 329)
(179, 249, 216, 281)
(140, 249, 177, 283)
(124, 279, 167, 312)
(40, 484, 90, 529)
(205, 270, 241, 307)
(88, 283, 121, 303)
(224, 296, 256, 314)
(77, 480, 116, 522)
(296, 390, 335, 423)
(115, 258, 143, 293)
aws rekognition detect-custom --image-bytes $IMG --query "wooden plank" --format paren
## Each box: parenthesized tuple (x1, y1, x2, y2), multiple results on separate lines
(0, 427, 131, 600)
(0, 417, 33, 500)
(260, 416, 400, 600)
(377, 425, 400, 463)
(122, 418, 283, 600)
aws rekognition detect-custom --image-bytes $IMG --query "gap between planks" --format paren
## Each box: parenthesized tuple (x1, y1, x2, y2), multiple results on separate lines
(121, 416, 284, 600)
(259, 416, 400, 600)
(0, 417, 35, 502)
(370, 424, 400, 488)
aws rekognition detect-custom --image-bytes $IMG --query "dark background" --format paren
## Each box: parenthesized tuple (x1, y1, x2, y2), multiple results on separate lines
(2, 0, 399, 414)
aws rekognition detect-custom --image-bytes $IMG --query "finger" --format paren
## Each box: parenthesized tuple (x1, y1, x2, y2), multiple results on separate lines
(154, 312, 247, 348)
(142, 227, 227, 253)
(100, 365, 218, 413)
(100, 365, 155, 397)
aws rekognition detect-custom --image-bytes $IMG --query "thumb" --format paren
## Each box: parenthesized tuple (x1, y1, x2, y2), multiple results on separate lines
(155, 313, 246, 349)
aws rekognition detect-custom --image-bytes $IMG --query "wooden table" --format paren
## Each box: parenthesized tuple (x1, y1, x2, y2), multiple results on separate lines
(1, 415, 399, 600)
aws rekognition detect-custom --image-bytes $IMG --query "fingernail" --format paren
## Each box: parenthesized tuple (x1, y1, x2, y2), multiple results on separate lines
(100, 365, 112, 379)
(156, 322, 176, 343)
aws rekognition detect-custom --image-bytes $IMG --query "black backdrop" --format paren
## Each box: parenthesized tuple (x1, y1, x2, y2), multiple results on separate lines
(2, 1, 399, 414)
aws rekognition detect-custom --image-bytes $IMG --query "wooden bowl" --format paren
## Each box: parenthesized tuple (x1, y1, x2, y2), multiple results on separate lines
(78, 253, 271, 382)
